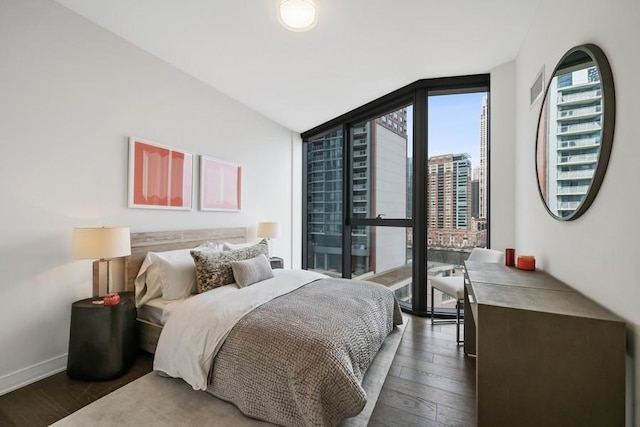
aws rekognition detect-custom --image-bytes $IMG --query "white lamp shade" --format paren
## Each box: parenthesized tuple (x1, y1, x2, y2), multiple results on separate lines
(257, 222, 281, 239)
(72, 227, 131, 260)
(279, 0, 317, 32)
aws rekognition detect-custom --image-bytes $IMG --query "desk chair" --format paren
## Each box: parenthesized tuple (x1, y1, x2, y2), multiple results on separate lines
(430, 248, 504, 345)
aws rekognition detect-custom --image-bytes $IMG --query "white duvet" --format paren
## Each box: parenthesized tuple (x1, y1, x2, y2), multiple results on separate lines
(153, 269, 327, 390)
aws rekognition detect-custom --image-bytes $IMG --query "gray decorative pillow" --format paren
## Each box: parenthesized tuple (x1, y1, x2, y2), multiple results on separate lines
(191, 240, 268, 293)
(231, 254, 274, 288)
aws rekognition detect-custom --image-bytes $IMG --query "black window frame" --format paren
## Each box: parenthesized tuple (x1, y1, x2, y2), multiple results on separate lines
(302, 74, 491, 316)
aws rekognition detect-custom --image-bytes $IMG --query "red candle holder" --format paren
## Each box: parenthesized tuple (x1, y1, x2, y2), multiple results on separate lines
(505, 248, 515, 266)
(516, 256, 536, 271)
(103, 293, 121, 306)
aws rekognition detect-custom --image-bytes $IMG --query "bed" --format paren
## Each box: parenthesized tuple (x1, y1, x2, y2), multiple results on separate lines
(124, 228, 402, 427)
(124, 228, 248, 353)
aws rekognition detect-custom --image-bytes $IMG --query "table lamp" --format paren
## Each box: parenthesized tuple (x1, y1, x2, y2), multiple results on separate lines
(257, 222, 280, 257)
(72, 227, 131, 300)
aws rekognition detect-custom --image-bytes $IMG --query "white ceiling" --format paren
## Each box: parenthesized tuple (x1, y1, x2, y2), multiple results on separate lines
(55, 0, 540, 133)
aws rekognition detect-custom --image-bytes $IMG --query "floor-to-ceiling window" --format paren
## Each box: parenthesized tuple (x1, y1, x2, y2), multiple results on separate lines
(427, 91, 489, 316)
(302, 75, 490, 316)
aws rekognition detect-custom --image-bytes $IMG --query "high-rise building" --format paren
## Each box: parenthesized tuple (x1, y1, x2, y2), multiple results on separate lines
(306, 109, 408, 276)
(539, 65, 602, 217)
(426, 153, 474, 247)
(471, 181, 479, 219)
(479, 95, 488, 219)
(471, 166, 480, 219)
(306, 129, 344, 275)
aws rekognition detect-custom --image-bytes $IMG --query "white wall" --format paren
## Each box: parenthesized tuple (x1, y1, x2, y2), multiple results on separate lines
(514, 0, 640, 424)
(0, 0, 297, 394)
(489, 60, 517, 251)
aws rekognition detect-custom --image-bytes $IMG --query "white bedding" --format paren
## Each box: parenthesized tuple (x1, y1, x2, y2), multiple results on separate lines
(153, 269, 327, 390)
(136, 298, 182, 326)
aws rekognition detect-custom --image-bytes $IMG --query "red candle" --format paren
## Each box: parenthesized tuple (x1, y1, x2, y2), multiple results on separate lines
(505, 248, 515, 266)
(103, 293, 121, 306)
(517, 255, 536, 271)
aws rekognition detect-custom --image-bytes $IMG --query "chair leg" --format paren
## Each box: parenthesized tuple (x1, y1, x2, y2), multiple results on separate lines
(431, 286, 435, 324)
(456, 299, 464, 346)
(456, 300, 460, 344)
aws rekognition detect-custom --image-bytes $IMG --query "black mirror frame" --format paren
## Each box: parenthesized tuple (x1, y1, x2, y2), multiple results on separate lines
(535, 43, 615, 221)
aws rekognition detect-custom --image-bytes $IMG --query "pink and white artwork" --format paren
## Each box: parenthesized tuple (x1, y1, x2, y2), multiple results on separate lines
(200, 155, 242, 212)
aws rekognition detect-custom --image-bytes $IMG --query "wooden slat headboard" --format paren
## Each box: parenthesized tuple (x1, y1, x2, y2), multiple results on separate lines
(123, 227, 247, 291)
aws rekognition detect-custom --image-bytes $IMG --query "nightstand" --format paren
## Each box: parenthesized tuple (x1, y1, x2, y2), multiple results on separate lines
(270, 256, 284, 269)
(67, 291, 136, 380)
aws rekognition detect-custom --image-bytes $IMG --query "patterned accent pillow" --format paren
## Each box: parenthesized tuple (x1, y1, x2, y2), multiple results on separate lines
(191, 240, 269, 293)
(231, 254, 274, 288)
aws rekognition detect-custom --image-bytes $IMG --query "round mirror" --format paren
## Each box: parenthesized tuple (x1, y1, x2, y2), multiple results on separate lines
(535, 44, 615, 220)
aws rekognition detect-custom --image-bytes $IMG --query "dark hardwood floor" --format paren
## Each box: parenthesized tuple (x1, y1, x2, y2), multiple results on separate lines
(0, 353, 153, 427)
(370, 317, 476, 426)
(0, 315, 475, 426)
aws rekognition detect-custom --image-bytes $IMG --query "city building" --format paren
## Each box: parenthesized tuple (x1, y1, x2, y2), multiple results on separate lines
(471, 166, 480, 218)
(479, 95, 489, 219)
(539, 64, 602, 217)
(426, 153, 475, 248)
(306, 109, 408, 276)
(306, 129, 344, 276)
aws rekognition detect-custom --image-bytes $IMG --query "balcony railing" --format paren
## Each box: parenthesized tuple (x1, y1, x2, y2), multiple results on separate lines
(558, 153, 599, 164)
(557, 122, 601, 134)
(558, 185, 590, 195)
(557, 170, 595, 180)
(559, 89, 602, 103)
(559, 138, 600, 149)
(558, 105, 602, 119)
(557, 201, 581, 210)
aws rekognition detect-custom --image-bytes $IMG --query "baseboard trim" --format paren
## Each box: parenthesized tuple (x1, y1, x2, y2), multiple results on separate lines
(0, 354, 68, 396)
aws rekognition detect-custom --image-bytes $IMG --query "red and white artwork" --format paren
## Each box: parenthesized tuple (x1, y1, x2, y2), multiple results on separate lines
(128, 137, 193, 209)
(200, 155, 241, 211)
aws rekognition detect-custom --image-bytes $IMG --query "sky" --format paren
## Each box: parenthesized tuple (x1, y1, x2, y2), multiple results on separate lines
(427, 92, 486, 169)
(404, 91, 486, 169)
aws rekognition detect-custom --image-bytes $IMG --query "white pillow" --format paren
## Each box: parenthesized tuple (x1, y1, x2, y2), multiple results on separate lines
(134, 244, 218, 307)
(151, 250, 198, 301)
(223, 240, 261, 251)
(135, 254, 163, 307)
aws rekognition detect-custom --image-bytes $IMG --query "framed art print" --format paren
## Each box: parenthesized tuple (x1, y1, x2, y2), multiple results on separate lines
(128, 137, 193, 210)
(200, 155, 242, 211)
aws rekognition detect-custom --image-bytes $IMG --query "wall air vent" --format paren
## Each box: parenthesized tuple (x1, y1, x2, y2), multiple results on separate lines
(530, 66, 545, 107)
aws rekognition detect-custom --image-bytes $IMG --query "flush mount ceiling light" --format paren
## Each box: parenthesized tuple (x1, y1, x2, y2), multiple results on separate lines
(278, 0, 317, 32)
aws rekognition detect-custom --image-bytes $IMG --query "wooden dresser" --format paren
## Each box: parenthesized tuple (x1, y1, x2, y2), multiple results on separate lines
(463, 261, 626, 427)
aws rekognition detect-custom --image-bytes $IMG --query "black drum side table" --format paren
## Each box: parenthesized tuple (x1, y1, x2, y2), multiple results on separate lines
(67, 291, 136, 380)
